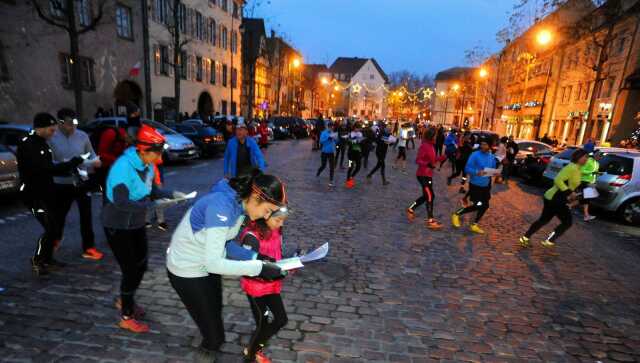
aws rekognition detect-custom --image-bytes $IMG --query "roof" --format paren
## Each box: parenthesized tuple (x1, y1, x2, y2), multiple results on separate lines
(328, 57, 389, 83)
(241, 18, 266, 61)
(435, 67, 477, 82)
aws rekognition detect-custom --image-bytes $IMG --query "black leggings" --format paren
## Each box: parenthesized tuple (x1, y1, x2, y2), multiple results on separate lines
(26, 198, 60, 264)
(524, 198, 572, 242)
(396, 147, 406, 161)
(168, 271, 224, 351)
(316, 152, 335, 181)
(347, 149, 362, 180)
(55, 184, 95, 250)
(246, 294, 288, 359)
(410, 176, 434, 219)
(105, 227, 148, 317)
(449, 159, 468, 184)
(455, 184, 491, 223)
(337, 140, 347, 167)
(367, 153, 386, 179)
(441, 152, 456, 173)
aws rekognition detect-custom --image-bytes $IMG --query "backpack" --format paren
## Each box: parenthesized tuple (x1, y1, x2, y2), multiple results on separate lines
(89, 125, 125, 153)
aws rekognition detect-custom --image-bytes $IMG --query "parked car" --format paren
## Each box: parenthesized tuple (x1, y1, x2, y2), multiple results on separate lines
(542, 146, 629, 182)
(270, 117, 292, 140)
(0, 124, 31, 153)
(591, 151, 640, 225)
(0, 143, 20, 194)
(291, 118, 309, 138)
(168, 122, 225, 157)
(85, 117, 199, 162)
(469, 129, 500, 150)
(513, 140, 555, 183)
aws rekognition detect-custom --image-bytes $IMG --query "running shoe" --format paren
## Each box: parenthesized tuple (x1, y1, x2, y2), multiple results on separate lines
(451, 213, 461, 228)
(157, 222, 169, 231)
(255, 350, 272, 363)
(115, 298, 146, 319)
(328, 182, 335, 188)
(540, 239, 556, 248)
(426, 219, 443, 230)
(82, 247, 104, 260)
(406, 208, 415, 222)
(583, 215, 596, 222)
(145, 222, 152, 229)
(118, 317, 149, 333)
(469, 223, 485, 234)
(31, 258, 49, 276)
(518, 236, 531, 248)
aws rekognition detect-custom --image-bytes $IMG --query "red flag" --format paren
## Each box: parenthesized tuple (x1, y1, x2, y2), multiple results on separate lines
(129, 61, 141, 77)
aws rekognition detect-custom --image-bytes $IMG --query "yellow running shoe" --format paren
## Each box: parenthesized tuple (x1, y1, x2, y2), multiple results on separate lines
(469, 223, 485, 234)
(451, 213, 461, 228)
(540, 239, 555, 248)
(518, 236, 531, 248)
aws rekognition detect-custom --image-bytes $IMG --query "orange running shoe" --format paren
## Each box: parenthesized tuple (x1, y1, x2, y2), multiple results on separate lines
(53, 239, 61, 252)
(406, 208, 415, 222)
(118, 317, 149, 333)
(255, 350, 272, 363)
(82, 247, 104, 260)
(426, 219, 444, 230)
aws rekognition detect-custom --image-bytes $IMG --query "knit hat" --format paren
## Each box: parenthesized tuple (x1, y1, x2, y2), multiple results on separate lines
(33, 112, 59, 128)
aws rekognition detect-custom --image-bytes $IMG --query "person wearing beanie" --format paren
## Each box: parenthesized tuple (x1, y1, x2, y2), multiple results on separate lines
(49, 108, 104, 261)
(103, 124, 187, 333)
(451, 136, 498, 234)
(17, 112, 84, 276)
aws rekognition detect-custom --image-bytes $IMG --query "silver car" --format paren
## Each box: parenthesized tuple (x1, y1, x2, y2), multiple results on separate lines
(591, 151, 640, 225)
(0, 143, 19, 194)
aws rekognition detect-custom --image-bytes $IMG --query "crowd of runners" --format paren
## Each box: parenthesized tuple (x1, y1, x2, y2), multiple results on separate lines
(15, 106, 602, 362)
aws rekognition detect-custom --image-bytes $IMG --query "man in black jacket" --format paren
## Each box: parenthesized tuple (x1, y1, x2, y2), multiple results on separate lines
(17, 113, 83, 276)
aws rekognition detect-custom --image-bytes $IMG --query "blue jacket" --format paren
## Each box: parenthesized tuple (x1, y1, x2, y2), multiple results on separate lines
(223, 137, 266, 177)
(319, 129, 337, 154)
(465, 150, 498, 187)
(444, 133, 458, 153)
(103, 147, 171, 229)
(166, 179, 262, 278)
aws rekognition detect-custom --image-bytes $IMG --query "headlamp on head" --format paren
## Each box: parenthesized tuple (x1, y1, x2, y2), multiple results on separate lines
(271, 205, 290, 218)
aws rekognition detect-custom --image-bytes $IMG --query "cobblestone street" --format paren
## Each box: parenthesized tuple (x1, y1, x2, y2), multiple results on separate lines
(1, 139, 640, 363)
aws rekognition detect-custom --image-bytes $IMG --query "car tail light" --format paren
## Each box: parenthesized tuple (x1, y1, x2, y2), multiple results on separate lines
(540, 156, 551, 164)
(609, 174, 631, 187)
(203, 137, 213, 142)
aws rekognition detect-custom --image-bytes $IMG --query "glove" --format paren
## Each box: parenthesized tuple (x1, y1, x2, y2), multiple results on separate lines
(257, 253, 276, 262)
(173, 191, 187, 199)
(258, 261, 284, 281)
(69, 156, 84, 167)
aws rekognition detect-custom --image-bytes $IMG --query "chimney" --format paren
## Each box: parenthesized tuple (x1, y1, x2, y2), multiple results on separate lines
(270, 30, 275, 39)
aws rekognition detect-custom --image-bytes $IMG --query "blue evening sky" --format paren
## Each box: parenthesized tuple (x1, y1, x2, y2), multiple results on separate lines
(250, 0, 519, 76)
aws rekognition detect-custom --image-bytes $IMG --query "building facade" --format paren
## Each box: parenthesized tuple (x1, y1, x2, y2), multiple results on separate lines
(265, 32, 303, 117)
(241, 18, 269, 119)
(148, 0, 243, 121)
(301, 64, 329, 119)
(432, 67, 479, 127)
(327, 57, 389, 119)
(0, 0, 145, 122)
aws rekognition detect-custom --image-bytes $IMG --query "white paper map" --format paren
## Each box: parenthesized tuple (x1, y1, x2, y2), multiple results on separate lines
(154, 191, 198, 207)
(483, 168, 501, 177)
(300, 242, 329, 263)
(275, 257, 304, 271)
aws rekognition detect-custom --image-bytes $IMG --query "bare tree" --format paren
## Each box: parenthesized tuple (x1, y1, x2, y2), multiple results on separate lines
(30, 0, 106, 120)
(243, 0, 271, 18)
(464, 44, 491, 66)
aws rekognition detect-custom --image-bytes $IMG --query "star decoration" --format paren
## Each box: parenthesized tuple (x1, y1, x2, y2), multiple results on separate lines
(352, 84, 361, 93)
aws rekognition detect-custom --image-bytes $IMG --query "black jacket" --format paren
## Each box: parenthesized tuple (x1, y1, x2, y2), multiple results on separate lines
(16, 133, 79, 203)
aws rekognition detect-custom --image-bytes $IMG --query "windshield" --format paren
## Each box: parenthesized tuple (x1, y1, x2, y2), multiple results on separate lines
(144, 120, 178, 135)
(555, 147, 578, 160)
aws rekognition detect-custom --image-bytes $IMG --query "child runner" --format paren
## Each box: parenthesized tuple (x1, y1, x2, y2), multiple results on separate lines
(316, 121, 337, 187)
(518, 149, 588, 250)
(394, 123, 408, 173)
(345, 122, 364, 188)
(366, 123, 392, 185)
(407, 127, 447, 229)
(451, 136, 497, 234)
(237, 207, 290, 363)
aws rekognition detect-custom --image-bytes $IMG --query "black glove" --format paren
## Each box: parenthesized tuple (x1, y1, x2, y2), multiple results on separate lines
(69, 156, 84, 167)
(258, 261, 284, 281)
(257, 253, 276, 262)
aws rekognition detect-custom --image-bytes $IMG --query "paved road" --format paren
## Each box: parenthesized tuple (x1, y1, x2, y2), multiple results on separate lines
(1, 139, 639, 362)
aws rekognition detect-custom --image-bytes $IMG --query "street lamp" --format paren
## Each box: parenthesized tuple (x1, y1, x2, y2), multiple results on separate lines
(452, 83, 460, 92)
(536, 29, 552, 46)
(321, 77, 329, 85)
(479, 68, 488, 79)
(292, 58, 301, 68)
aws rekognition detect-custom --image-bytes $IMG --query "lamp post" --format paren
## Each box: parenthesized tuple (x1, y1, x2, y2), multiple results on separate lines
(478, 67, 489, 130)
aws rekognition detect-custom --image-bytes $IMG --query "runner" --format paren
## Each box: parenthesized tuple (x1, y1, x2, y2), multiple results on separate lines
(366, 123, 392, 185)
(103, 125, 185, 333)
(407, 127, 446, 229)
(393, 123, 408, 173)
(447, 132, 473, 194)
(451, 136, 498, 234)
(235, 208, 290, 363)
(579, 150, 602, 221)
(316, 121, 337, 187)
(518, 149, 588, 249)
(336, 119, 350, 169)
(166, 170, 285, 362)
(440, 129, 458, 174)
(345, 122, 364, 188)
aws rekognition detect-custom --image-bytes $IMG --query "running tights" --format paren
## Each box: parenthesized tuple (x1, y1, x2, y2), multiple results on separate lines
(524, 198, 572, 242)
(409, 176, 434, 219)
(347, 150, 362, 180)
(245, 294, 288, 359)
(316, 152, 335, 181)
